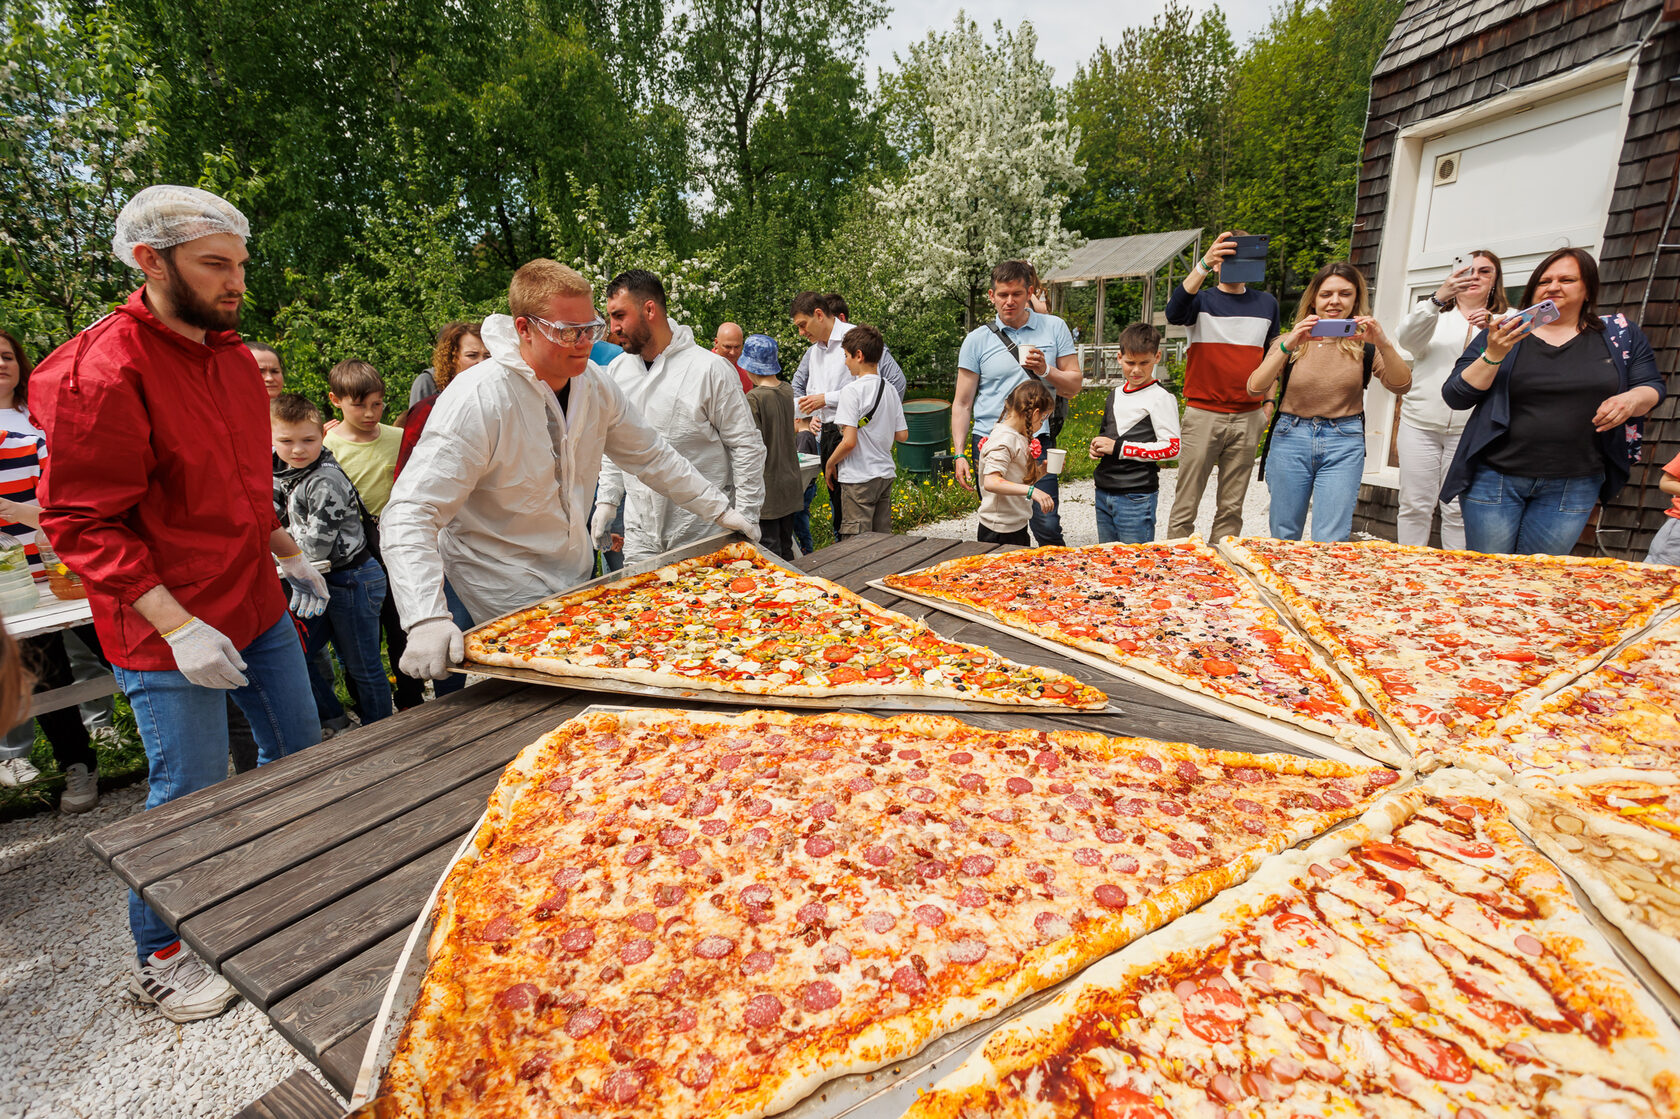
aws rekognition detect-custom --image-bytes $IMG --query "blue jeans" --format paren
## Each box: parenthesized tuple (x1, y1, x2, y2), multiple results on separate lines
(1265, 415, 1366, 542)
(116, 612, 321, 960)
(1461, 465, 1602, 556)
(433, 578, 474, 697)
(304, 556, 391, 725)
(1095, 489, 1158, 544)
(793, 478, 817, 555)
(970, 433, 1063, 547)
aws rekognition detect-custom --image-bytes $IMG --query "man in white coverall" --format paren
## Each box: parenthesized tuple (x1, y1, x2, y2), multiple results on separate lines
(382, 259, 759, 678)
(595, 269, 766, 566)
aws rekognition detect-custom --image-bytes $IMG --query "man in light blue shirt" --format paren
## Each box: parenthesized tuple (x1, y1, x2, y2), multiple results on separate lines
(952, 259, 1082, 545)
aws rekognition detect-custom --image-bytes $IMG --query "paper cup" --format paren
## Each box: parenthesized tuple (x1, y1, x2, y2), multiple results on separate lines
(1016, 344, 1038, 369)
(1045, 447, 1067, 474)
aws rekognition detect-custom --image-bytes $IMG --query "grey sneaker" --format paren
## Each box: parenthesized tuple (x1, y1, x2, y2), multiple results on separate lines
(0, 757, 41, 787)
(59, 763, 99, 813)
(129, 943, 241, 1023)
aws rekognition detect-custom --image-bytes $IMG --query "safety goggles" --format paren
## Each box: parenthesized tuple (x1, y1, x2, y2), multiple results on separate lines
(526, 314, 607, 347)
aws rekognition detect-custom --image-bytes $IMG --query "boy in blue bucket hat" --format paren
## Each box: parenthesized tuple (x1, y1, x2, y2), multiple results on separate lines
(740, 334, 804, 559)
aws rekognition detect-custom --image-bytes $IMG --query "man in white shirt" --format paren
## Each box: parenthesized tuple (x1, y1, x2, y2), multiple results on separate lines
(788, 291, 907, 540)
(596, 270, 766, 566)
(383, 259, 758, 678)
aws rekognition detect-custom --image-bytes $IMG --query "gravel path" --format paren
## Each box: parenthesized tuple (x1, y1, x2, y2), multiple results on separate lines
(919, 464, 1273, 544)
(0, 783, 333, 1118)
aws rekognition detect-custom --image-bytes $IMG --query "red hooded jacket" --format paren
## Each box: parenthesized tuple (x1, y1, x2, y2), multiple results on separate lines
(30, 287, 287, 670)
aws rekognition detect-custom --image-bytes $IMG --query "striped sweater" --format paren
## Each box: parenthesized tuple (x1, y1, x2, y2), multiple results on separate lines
(1164, 284, 1281, 414)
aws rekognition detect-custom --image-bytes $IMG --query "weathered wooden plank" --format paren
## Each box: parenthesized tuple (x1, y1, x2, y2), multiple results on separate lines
(837, 535, 977, 590)
(801, 532, 923, 581)
(181, 768, 501, 968)
(316, 1023, 374, 1099)
(270, 929, 409, 1064)
(788, 531, 880, 572)
(113, 685, 566, 892)
(223, 841, 461, 1011)
(139, 704, 570, 926)
(230, 1069, 344, 1119)
(86, 677, 525, 864)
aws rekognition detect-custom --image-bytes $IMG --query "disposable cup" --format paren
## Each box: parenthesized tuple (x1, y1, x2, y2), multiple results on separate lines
(1045, 447, 1067, 474)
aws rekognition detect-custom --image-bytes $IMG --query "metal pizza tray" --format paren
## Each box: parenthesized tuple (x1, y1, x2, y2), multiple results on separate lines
(350, 705, 1415, 1117)
(455, 533, 1125, 717)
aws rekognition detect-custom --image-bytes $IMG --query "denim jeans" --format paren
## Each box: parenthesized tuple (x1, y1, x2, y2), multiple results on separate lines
(1461, 465, 1602, 556)
(1264, 415, 1366, 542)
(970, 433, 1063, 547)
(793, 478, 817, 555)
(115, 612, 320, 960)
(304, 556, 392, 725)
(433, 578, 475, 697)
(1094, 489, 1159, 544)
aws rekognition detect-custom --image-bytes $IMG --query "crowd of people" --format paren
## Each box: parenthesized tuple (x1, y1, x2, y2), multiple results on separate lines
(0, 184, 1671, 1027)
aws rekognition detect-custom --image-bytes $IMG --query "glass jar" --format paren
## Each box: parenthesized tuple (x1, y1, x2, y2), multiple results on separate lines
(37, 541, 86, 601)
(0, 537, 39, 616)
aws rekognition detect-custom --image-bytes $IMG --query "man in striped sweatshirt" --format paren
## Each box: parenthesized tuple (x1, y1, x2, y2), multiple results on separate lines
(1163, 230, 1281, 541)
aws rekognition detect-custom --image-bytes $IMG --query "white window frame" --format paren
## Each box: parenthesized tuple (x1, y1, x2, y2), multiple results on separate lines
(1361, 50, 1641, 490)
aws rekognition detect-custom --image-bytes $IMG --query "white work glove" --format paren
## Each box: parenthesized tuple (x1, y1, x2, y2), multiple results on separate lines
(276, 552, 329, 619)
(163, 618, 249, 689)
(591, 502, 619, 553)
(717, 507, 761, 544)
(401, 617, 464, 681)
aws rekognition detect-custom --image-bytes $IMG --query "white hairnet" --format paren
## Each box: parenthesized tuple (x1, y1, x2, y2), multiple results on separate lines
(111, 185, 250, 269)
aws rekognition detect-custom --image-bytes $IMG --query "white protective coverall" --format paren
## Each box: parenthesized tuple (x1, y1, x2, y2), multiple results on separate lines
(381, 314, 732, 627)
(597, 323, 766, 566)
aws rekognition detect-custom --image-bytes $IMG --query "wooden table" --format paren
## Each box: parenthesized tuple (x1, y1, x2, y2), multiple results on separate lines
(2, 583, 116, 718)
(86, 533, 1283, 1110)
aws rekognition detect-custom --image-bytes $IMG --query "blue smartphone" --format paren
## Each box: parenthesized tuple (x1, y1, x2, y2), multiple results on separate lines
(1309, 318, 1359, 338)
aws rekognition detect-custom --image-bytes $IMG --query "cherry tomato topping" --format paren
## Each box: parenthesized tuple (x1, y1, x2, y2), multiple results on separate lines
(729, 577, 756, 593)
(1201, 659, 1239, 677)
(822, 646, 856, 662)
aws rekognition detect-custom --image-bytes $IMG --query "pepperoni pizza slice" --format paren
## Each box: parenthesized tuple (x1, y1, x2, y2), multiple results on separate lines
(906, 770, 1680, 1119)
(1222, 537, 1680, 761)
(883, 540, 1397, 763)
(465, 543, 1106, 709)
(365, 708, 1402, 1119)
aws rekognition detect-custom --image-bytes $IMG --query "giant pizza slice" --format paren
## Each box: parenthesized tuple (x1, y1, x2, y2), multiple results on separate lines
(362, 708, 1403, 1119)
(465, 543, 1107, 709)
(883, 540, 1398, 763)
(1222, 537, 1680, 761)
(907, 770, 1680, 1119)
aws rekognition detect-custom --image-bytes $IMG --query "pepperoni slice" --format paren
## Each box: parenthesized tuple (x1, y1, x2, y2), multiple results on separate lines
(627, 910, 657, 933)
(864, 845, 894, 866)
(1074, 847, 1101, 866)
(744, 798, 772, 817)
(506, 845, 541, 864)
(848, 774, 874, 793)
(891, 965, 928, 994)
(659, 825, 688, 847)
(906, 786, 936, 804)
(957, 886, 989, 907)
(623, 845, 652, 866)
(947, 939, 988, 964)
(823, 943, 852, 967)
(1005, 776, 1033, 795)
(916, 859, 948, 879)
(1136, 755, 1162, 773)
(959, 854, 996, 877)
(1034, 750, 1062, 771)
(948, 751, 974, 765)
(600, 1068, 645, 1104)
(804, 836, 836, 858)
(801, 980, 842, 1012)
(619, 939, 654, 965)
(913, 904, 947, 927)
(659, 784, 687, 806)
(1382, 1027, 1474, 1083)
(1109, 853, 1139, 873)
(1033, 911, 1070, 940)
(796, 901, 828, 925)
(739, 883, 773, 906)
(565, 1006, 603, 1038)
(546, 775, 573, 794)
(695, 935, 735, 959)
(552, 867, 583, 889)
(560, 927, 595, 953)
(1181, 981, 1246, 1043)
(1094, 884, 1128, 910)
(1233, 797, 1265, 815)
(478, 916, 517, 942)
(495, 983, 538, 1010)
(678, 1052, 717, 1089)
(864, 911, 896, 933)
(958, 773, 985, 791)
(742, 993, 784, 1027)
(1169, 840, 1198, 859)
(741, 950, 774, 975)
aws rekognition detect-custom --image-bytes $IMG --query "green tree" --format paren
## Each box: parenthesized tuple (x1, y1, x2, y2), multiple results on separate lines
(0, 2, 163, 349)
(1068, 2, 1235, 239)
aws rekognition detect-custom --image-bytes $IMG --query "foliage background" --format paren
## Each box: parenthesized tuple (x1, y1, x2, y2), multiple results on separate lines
(1, 0, 1403, 408)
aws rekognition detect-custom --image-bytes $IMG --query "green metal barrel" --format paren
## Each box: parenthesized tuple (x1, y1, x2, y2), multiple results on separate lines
(899, 399, 952, 474)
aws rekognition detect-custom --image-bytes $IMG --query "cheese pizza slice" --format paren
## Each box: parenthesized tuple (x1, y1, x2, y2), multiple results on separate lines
(362, 708, 1403, 1119)
(1221, 537, 1680, 761)
(908, 769, 1680, 1119)
(466, 543, 1107, 709)
(884, 539, 1398, 763)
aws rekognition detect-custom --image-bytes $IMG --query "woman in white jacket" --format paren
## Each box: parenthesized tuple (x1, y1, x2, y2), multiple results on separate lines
(1393, 250, 1509, 549)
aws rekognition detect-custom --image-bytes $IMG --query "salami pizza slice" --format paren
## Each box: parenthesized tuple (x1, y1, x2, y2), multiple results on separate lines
(883, 539, 1398, 763)
(906, 769, 1680, 1119)
(1222, 537, 1680, 761)
(365, 708, 1403, 1119)
(465, 543, 1106, 709)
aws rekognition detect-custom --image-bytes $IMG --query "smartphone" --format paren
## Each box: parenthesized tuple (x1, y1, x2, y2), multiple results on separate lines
(1309, 318, 1359, 338)
(1218, 235, 1269, 285)
(1505, 299, 1561, 329)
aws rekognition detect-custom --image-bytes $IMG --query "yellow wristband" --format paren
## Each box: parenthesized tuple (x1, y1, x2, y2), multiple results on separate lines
(159, 618, 196, 640)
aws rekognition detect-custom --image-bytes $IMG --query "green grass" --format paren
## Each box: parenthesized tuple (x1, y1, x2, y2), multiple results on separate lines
(0, 694, 149, 820)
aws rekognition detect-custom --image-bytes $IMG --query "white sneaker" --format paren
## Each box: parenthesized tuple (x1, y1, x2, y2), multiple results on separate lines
(0, 757, 41, 787)
(60, 763, 99, 813)
(128, 943, 241, 1023)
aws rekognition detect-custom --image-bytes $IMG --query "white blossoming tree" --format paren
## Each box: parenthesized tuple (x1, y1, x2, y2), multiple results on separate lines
(0, 3, 162, 349)
(874, 15, 1085, 328)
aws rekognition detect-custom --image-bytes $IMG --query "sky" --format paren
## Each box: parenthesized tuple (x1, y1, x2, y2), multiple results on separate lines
(863, 0, 1281, 85)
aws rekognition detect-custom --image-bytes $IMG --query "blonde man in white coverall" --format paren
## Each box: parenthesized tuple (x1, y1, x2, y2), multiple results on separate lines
(595, 269, 766, 566)
(383, 259, 759, 679)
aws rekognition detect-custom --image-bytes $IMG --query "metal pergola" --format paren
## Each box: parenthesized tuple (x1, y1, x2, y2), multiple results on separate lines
(1046, 228, 1203, 376)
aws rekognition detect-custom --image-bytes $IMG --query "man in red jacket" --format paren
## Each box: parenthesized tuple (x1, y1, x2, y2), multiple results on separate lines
(31, 185, 330, 1023)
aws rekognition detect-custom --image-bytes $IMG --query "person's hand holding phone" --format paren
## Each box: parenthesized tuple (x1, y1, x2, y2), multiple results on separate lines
(1354, 316, 1391, 347)
(1203, 232, 1238, 271)
(1482, 313, 1533, 365)
(1433, 264, 1475, 305)
(1282, 315, 1318, 352)
(1088, 435, 1115, 460)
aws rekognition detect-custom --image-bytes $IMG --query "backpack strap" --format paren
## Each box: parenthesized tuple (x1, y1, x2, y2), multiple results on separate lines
(1256, 358, 1293, 482)
(858, 375, 888, 427)
(1361, 341, 1375, 389)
